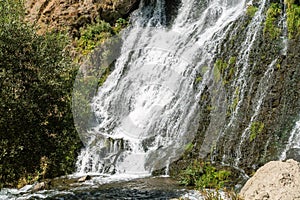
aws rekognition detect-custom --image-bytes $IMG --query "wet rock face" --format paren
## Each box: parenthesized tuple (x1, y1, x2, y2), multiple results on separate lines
(286, 148, 300, 162)
(170, 2, 300, 179)
(240, 159, 300, 200)
(24, 0, 140, 34)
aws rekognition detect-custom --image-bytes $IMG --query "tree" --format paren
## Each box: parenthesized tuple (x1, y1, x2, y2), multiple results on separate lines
(0, 0, 82, 188)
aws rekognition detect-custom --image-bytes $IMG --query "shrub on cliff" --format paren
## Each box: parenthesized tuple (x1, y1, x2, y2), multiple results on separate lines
(179, 160, 231, 190)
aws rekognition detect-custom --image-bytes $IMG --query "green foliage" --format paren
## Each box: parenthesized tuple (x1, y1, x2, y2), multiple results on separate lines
(226, 86, 240, 117)
(213, 58, 236, 85)
(285, 0, 300, 39)
(0, 0, 24, 23)
(72, 73, 99, 137)
(249, 121, 264, 142)
(98, 66, 112, 87)
(201, 66, 209, 75)
(76, 18, 128, 56)
(202, 189, 244, 200)
(195, 75, 203, 84)
(228, 57, 236, 66)
(246, 5, 258, 18)
(113, 18, 129, 33)
(0, 0, 82, 188)
(76, 19, 113, 55)
(185, 142, 194, 152)
(215, 59, 228, 75)
(179, 161, 231, 190)
(263, 3, 282, 40)
(202, 190, 223, 200)
(231, 87, 240, 111)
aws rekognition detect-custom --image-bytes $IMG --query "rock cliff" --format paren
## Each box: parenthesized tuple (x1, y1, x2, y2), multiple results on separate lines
(25, 0, 140, 35)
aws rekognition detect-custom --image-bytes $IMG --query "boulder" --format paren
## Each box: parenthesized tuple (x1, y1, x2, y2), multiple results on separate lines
(240, 159, 300, 200)
(32, 182, 46, 192)
(78, 175, 92, 182)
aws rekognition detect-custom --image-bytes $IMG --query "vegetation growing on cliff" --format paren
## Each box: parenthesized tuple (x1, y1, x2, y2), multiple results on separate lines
(263, 3, 282, 40)
(249, 121, 264, 142)
(0, 0, 82, 188)
(285, 0, 300, 39)
(246, 5, 258, 18)
(75, 17, 128, 57)
(179, 160, 231, 190)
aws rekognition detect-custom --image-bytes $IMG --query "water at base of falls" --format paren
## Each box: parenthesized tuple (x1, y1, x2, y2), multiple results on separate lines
(0, 176, 185, 200)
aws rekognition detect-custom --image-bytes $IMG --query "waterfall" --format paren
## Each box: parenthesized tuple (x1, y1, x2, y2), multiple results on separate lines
(216, 0, 268, 165)
(280, 119, 300, 160)
(234, 59, 276, 166)
(74, 0, 247, 175)
(280, 0, 288, 56)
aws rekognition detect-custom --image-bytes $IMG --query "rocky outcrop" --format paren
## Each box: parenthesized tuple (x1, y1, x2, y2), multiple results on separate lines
(32, 182, 46, 192)
(240, 159, 300, 200)
(78, 175, 92, 182)
(25, 0, 140, 35)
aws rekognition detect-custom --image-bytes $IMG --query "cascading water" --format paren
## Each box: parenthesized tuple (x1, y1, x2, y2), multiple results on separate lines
(234, 59, 276, 166)
(209, 0, 298, 169)
(280, 118, 300, 160)
(2, 0, 300, 199)
(75, 0, 247, 176)
(280, 0, 288, 56)
(216, 0, 268, 165)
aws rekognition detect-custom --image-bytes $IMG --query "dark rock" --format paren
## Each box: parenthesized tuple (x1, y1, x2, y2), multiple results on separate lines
(285, 148, 300, 162)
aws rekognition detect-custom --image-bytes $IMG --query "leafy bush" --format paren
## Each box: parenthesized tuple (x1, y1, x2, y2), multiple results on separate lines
(285, 1, 300, 39)
(0, 0, 82, 188)
(179, 160, 231, 190)
(76, 18, 128, 56)
(246, 5, 258, 18)
(113, 18, 129, 33)
(76, 19, 113, 55)
(249, 121, 264, 142)
(263, 3, 282, 40)
(201, 189, 244, 200)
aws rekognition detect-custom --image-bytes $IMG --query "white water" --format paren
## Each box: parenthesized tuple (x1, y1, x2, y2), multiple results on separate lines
(234, 59, 276, 166)
(76, 0, 247, 176)
(225, 0, 267, 130)
(2, 1, 299, 199)
(280, 0, 288, 55)
(218, 0, 268, 164)
(280, 118, 300, 160)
